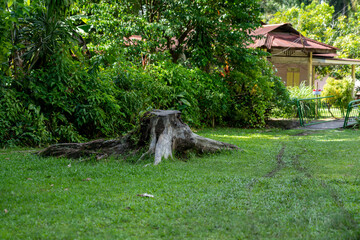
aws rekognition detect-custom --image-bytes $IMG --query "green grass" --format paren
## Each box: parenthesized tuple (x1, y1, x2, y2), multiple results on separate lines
(1, 128, 360, 239)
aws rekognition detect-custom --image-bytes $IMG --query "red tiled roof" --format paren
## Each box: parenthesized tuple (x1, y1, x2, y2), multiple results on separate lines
(123, 35, 143, 46)
(249, 23, 338, 53)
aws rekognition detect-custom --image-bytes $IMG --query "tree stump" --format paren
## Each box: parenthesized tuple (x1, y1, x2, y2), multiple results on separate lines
(39, 110, 239, 165)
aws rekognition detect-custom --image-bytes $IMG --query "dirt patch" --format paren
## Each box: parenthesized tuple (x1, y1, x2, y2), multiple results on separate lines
(291, 153, 312, 177)
(266, 119, 300, 129)
(264, 145, 286, 178)
(292, 131, 317, 136)
(264, 146, 311, 178)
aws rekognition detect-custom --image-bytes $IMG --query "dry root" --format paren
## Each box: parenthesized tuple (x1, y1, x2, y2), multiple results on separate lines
(39, 110, 239, 165)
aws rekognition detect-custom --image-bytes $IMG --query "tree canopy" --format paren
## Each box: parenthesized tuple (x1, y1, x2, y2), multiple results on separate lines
(70, 0, 262, 71)
(0, 0, 292, 147)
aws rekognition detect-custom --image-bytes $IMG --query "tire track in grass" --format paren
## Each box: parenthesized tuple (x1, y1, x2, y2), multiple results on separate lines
(264, 145, 286, 178)
(244, 144, 310, 237)
(263, 144, 311, 178)
(291, 152, 312, 178)
(290, 134, 357, 233)
(246, 135, 359, 238)
(289, 137, 358, 236)
(244, 143, 314, 237)
(319, 180, 360, 236)
(247, 144, 287, 189)
(244, 144, 287, 236)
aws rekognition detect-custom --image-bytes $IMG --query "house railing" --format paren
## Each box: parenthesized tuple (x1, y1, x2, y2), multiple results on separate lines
(343, 99, 360, 128)
(297, 96, 345, 126)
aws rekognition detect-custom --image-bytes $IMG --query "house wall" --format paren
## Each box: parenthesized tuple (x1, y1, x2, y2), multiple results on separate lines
(314, 76, 328, 90)
(273, 63, 309, 86)
(269, 57, 310, 86)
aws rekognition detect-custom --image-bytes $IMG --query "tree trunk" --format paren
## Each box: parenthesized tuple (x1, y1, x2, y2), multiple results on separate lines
(39, 110, 239, 165)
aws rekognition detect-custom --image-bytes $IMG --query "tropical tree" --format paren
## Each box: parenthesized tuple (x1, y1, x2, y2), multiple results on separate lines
(261, 0, 312, 21)
(1, 0, 76, 79)
(75, 0, 263, 71)
(269, 1, 335, 43)
(0, 0, 291, 146)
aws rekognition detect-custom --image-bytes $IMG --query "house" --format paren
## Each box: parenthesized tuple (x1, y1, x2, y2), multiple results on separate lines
(250, 23, 360, 89)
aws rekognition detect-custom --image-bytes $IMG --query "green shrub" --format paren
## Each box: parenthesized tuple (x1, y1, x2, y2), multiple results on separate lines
(105, 61, 229, 128)
(322, 77, 354, 115)
(225, 59, 289, 127)
(0, 52, 126, 147)
(0, 55, 290, 146)
(0, 89, 51, 146)
(146, 62, 230, 127)
(277, 82, 314, 118)
(108, 58, 288, 129)
(289, 81, 314, 100)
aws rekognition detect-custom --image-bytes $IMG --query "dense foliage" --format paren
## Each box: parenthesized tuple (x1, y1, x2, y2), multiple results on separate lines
(321, 77, 355, 114)
(0, 0, 289, 146)
(0, 52, 122, 146)
(1, 55, 288, 146)
(225, 58, 289, 126)
(1, 0, 359, 147)
(76, 0, 262, 69)
(262, 0, 358, 22)
(272, 82, 314, 118)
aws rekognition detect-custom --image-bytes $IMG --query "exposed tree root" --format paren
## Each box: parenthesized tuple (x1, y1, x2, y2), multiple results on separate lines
(39, 110, 239, 165)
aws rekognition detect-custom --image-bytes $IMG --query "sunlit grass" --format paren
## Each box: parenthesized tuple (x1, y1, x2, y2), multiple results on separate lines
(1, 128, 359, 239)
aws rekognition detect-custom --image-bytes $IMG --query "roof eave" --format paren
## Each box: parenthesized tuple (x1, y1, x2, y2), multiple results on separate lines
(313, 57, 360, 66)
(269, 47, 337, 54)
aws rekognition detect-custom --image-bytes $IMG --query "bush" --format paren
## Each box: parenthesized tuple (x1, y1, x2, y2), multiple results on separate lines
(322, 77, 354, 115)
(108, 59, 285, 129)
(0, 53, 125, 146)
(0, 89, 51, 147)
(104, 61, 229, 128)
(225, 59, 289, 127)
(288, 81, 314, 100)
(0, 55, 290, 146)
(146, 62, 230, 127)
(279, 82, 314, 118)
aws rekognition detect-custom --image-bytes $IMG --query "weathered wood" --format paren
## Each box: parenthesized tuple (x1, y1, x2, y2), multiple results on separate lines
(270, 56, 309, 64)
(39, 110, 239, 165)
(309, 52, 313, 87)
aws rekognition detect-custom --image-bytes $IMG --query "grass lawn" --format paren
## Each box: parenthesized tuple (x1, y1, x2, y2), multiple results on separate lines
(1, 128, 360, 239)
